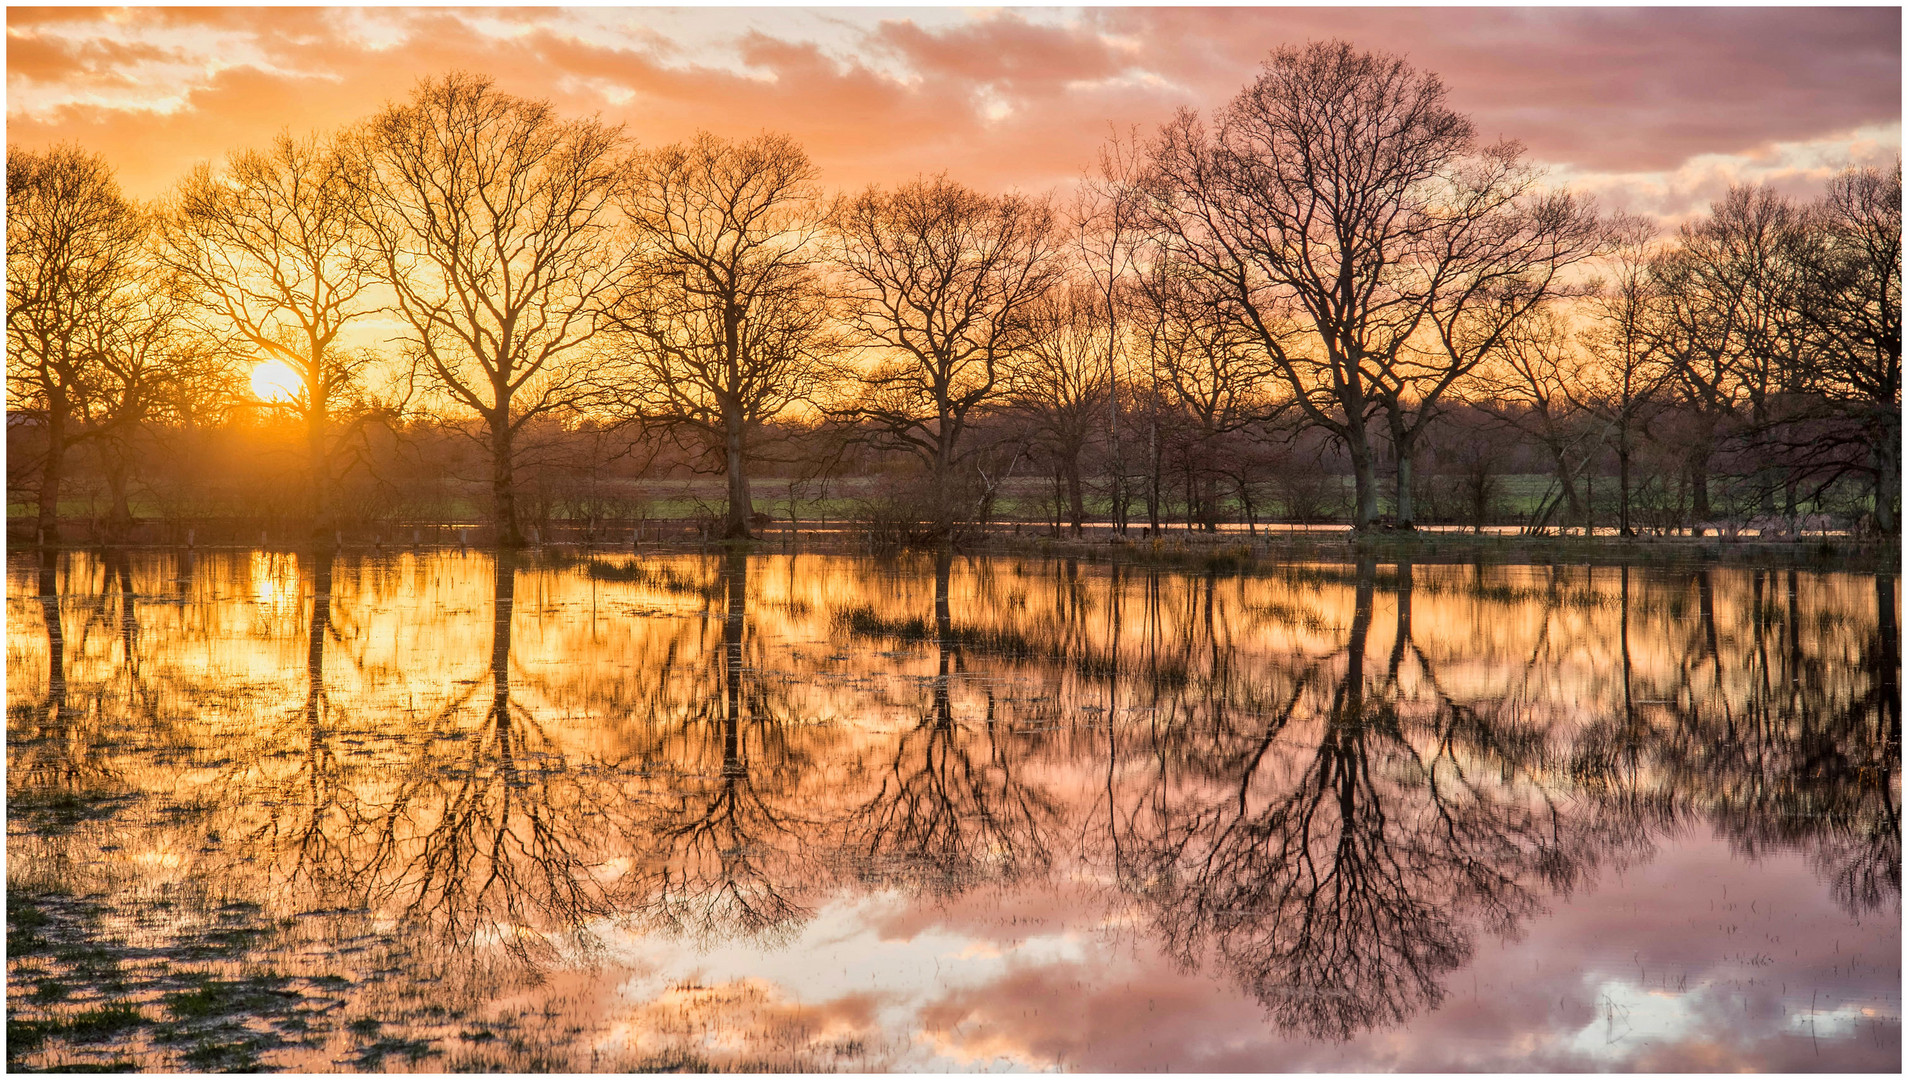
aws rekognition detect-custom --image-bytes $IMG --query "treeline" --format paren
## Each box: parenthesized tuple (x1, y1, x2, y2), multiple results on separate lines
(8, 42, 1900, 547)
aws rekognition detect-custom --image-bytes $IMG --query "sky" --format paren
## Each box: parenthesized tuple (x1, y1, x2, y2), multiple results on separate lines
(6, 5, 1901, 227)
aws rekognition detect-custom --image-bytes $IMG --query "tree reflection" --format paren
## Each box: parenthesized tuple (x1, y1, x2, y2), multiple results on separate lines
(1657, 568, 1898, 915)
(1118, 559, 1616, 1041)
(624, 550, 813, 946)
(225, 549, 365, 897)
(345, 553, 642, 964)
(841, 551, 1059, 896)
(7, 548, 1898, 1049)
(10, 550, 93, 814)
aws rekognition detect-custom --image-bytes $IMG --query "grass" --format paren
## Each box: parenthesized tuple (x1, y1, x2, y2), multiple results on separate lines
(832, 602, 1185, 688)
(6, 790, 136, 835)
(351, 1034, 440, 1069)
(163, 974, 297, 1021)
(971, 528, 1897, 574)
(2, 884, 384, 1072)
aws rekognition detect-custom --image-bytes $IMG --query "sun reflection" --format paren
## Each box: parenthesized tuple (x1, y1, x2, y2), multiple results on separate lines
(250, 552, 301, 614)
(250, 358, 303, 404)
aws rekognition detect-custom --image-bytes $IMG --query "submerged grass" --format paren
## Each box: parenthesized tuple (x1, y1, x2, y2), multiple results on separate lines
(3, 882, 354, 1072)
(830, 604, 1187, 689)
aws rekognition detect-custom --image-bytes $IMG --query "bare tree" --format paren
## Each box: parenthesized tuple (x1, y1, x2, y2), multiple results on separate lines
(607, 131, 837, 540)
(1145, 41, 1601, 529)
(1007, 281, 1111, 535)
(1069, 126, 1150, 532)
(1137, 258, 1282, 529)
(350, 73, 626, 547)
(1649, 184, 1811, 529)
(89, 277, 197, 537)
(832, 174, 1063, 539)
(1471, 307, 1599, 533)
(1574, 221, 1676, 536)
(1790, 162, 1902, 533)
(1372, 164, 1603, 528)
(7, 145, 186, 543)
(162, 132, 378, 540)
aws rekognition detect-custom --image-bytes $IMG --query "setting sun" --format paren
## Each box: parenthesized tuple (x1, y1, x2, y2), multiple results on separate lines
(250, 359, 303, 404)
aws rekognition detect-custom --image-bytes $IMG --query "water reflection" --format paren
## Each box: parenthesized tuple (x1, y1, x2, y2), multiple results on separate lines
(629, 550, 815, 945)
(842, 550, 1060, 898)
(6, 550, 1899, 1070)
(1112, 559, 1629, 1040)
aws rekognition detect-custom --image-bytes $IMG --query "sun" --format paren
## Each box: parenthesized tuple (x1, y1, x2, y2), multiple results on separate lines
(250, 359, 304, 404)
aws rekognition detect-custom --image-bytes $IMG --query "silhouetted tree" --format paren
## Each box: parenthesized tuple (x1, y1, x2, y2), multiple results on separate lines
(833, 175, 1062, 539)
(1145, 41, 1601, 529)
(607, 132, 839, 539)
(163, 132, 378, 540)
(351, 73, 626, 547)
(1649, 184, 1811, 529)
(1789, 162, 1902, 533)
(1008, 282, 1112, 535)
(7, 146, 178, 542)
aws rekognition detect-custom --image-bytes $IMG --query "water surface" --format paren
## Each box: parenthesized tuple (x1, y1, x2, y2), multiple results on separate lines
(6, 549, 1900, 1071)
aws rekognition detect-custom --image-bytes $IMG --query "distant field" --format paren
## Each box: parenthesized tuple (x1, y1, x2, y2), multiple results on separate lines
(7, 472, 1856, 531)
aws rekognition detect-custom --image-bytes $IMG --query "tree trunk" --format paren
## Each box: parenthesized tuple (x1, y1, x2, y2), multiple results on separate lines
(1617, 423, 1634, 538)
(928, 409, 957, 540)
(1146, 431, 1161, 534)
(1175, 459, 1190, 530)
(37, 406, 65, 544)
(1584, 460, 1595, 536)
(722, 412, 753, 540)
(307, 404, 331, 540)
(105, 453, 134, 541)
(1394, 446, 1416, 530)
(1347, 433, 1379, 530)
(1689, 452, 1711, 534)
(489, 416, 524, 548)
(1552, 445, 1583, 533)
(1873, 416, 1900, 534)
(1383, 405, 1420, 531)
(1065, 455, 1085, 537)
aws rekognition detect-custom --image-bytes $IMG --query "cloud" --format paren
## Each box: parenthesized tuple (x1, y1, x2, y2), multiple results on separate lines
(1090, 7, 1901, 173)
(5, 5, 1898, 224)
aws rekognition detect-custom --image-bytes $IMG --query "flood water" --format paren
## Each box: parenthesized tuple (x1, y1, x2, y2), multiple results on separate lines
(6, 548, 1900, 1072)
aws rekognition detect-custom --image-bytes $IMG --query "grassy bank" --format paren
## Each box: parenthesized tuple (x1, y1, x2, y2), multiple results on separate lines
(962, 530, 1900, 573)
(8, 516, 1897, 573)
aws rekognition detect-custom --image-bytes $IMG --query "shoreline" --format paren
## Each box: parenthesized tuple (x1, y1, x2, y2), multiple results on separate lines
(9, 528, 1900, 573)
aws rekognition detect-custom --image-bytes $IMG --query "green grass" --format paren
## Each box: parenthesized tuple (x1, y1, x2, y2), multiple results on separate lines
(2, 883, 387, 1072)
(56, 1005, 148, 1043)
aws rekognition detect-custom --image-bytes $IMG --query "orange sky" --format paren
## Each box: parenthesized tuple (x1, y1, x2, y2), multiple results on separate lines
(6, 6, 1901, 225)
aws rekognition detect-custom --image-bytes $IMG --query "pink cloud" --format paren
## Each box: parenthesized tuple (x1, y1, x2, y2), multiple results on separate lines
(4, 6, 1897, 220)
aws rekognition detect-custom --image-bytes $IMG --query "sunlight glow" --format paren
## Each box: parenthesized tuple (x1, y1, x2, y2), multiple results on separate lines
(250, 359, 304, 404)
